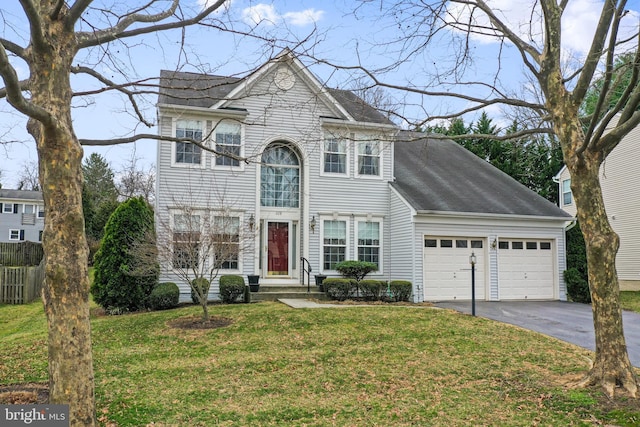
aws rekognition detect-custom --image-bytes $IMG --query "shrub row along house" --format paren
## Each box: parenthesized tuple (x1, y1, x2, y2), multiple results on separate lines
(156, 49, 573, 302)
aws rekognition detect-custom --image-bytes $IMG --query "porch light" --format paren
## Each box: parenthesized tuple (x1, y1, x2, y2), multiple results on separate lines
(310, 216, 316, 234)
(248, 213, 255, 231)
(469, 252, 477, 266)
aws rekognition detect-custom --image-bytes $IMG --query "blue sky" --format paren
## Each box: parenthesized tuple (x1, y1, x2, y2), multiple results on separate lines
(1, 0, 639, 188)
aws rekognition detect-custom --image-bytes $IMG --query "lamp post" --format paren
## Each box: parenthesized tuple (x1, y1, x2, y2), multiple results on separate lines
(469, 252, 477, 316)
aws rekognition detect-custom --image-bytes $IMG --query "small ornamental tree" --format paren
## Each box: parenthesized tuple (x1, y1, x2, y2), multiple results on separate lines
(335, 260, 378, 283)
(91, 197, 158, 313)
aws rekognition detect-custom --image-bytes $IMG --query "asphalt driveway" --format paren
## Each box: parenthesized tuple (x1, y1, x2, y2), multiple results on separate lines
(434, 301, 640, 367)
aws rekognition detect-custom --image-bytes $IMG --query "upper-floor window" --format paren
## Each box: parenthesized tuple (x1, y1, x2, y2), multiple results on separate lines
(175, 119, 203, 165)
(2, 203, 13, 214)
(38, 206, 45, 218)
(562, 179, 572, 206)
(215, 121, 242, 167)
(261, 144, 300, 208)
(323, 138, 347, 174)
(357, 141, 380, 177)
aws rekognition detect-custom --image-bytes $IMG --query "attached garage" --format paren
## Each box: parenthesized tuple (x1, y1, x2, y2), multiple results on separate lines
(423, 236, 485, 301)
(497, 239, 555, 300)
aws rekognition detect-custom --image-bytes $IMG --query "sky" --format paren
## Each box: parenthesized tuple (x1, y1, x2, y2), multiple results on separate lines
(0, 0, 639, 189)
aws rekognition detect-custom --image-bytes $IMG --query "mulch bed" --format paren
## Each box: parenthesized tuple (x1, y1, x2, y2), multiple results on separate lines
(0, 382, 49, 404)
(167, 315, 234, 330)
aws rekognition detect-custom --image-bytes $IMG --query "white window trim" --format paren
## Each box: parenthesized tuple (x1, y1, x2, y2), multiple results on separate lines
(171, 118, 206, 169)
(3, 203, 14, 214)
(212, 212, 243, 272)
(320, 216, 351, 274)
(9, 229, 23, 241)
(320, 136, 349, 177)
(562, 179, 572, 206)
(211, 119, 245, 172)
(355, 140, 383, 180)
(355, 217, 384, 275)
(38, 206, 45, 219)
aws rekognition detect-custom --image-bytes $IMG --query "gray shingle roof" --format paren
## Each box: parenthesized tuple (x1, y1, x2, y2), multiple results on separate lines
(0, 189, 43, 201)
(392, 132, 572, 218)
(158, 70, 394, 126)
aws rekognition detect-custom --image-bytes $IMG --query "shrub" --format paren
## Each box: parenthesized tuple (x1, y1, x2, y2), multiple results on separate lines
(335, 260, 378, 282)
(150, 282, 180, 310)
(190, 277, 211, 304)
(359, 279, 383, 301)
(219, 275, 245, 303)
(389, 281, 412, 302)
(564, 268, 591, 304)
(324, 278, 356, 301)
(91, 197, 158, 313)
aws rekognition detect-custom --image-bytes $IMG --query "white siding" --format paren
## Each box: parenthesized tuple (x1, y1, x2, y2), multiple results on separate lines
(389, 188, 417, 297)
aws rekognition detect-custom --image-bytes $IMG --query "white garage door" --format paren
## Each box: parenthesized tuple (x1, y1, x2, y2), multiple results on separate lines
(423, 237, 485, 301)
(498, 239, 554, 299)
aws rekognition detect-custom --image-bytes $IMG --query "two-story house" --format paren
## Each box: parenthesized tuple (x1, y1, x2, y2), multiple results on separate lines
(555, 115, 640, 290)
(0, 189, 45, 243)
(156, 50, 573, 302)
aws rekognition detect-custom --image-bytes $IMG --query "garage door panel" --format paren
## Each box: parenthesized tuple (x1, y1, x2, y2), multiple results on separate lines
(498, 239, 554, 300)
(424, 236, 484, 301)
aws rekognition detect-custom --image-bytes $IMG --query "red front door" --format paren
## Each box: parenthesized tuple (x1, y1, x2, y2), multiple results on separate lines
(267, 222, 289, 275)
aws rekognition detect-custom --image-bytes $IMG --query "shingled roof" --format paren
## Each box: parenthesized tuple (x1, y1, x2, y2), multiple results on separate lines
(158, 69, 394, 126)
(392, 131, 572, 218)
(0, 189, 43, 201)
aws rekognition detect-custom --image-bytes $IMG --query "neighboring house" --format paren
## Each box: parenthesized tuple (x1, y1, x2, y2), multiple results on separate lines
(0, 189, 45, 243)
(156, 49, 573, 302)
(554, 115, 640, 289)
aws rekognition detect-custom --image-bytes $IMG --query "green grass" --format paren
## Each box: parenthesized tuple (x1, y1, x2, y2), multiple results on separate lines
(621, 291, 640, 313)
(2, 301, 640, 426)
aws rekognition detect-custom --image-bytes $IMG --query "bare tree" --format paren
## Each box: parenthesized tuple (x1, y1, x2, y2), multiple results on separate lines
(0, 1, 294, 424)
(339, 0, 640, 397)
(117, 151, 156, 204)
(16, 160, 40, 191)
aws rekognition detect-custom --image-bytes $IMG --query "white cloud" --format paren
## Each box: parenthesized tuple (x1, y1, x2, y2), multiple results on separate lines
(241, 4, 324, 27)
(445, 0, 637, 56)
(197, 0, 237, 13)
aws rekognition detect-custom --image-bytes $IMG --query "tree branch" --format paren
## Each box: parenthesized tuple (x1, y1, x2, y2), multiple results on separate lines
(18, 0, 48, 52)
(0, 38, 27, 59)
(65, 0, 93, 28)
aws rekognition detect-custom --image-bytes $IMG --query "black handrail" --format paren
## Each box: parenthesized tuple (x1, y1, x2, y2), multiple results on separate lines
(300, 256, 311, 293)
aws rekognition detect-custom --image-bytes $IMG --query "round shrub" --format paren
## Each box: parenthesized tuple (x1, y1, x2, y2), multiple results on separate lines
(324, 278, 356, 301)
(335, 260, 378, 282)
(389, 280, 412, 302)
(150, 282, 180, 310)
(358, 279, 383, 301)
(219, 275, 245, 303)
(91, 197, 158, 313)
(190, 277, 211, 304)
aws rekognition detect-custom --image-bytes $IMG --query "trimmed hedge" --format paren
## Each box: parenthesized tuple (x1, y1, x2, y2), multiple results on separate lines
(220, 275, 245, 303)
(150, 282, 180, 310)
(335, 260, 378, 282)
(324, 278, 356, 301)
(190, 277, 211, 304)
(359, 279, 383, 301)
(389, 281, 412, 302)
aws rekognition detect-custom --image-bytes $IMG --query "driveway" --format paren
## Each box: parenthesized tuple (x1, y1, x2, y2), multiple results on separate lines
(434, 301, 640, 367)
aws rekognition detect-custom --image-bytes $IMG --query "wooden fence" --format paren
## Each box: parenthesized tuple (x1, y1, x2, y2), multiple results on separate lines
(0, 262, 45, 304)
(0, 241, 44, 266)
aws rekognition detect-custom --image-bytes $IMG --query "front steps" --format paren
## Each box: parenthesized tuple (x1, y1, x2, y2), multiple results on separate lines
(250, 284, 328, 302)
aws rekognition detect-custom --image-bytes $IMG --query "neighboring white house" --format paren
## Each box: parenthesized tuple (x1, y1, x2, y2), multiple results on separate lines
(555, 116, 640, 289)
(0, 189, 45, 243)
(156, 49, 573, 302)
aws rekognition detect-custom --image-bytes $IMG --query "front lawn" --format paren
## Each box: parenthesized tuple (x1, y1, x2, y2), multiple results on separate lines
(1, 301, 640, 426)
(621, 291, 640, 313)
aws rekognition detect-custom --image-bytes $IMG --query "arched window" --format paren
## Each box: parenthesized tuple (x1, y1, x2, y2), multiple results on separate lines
(260, 144, 300, 208)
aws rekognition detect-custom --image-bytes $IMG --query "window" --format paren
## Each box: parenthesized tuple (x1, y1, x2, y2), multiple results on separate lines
(471, 240, 483, 249)
(323, 220, 346, 270)
(498, 241, 509, 250)
(324, 138, 347, 174)
(24, 204, 34, 214)
(540, 242, 551, 250)
(38, 206, 45, 218)
(213, 215, 240, 270)
(38, 230, 43, 242)
(512, 241, 524, 250)
(9, 229, 24, 241)
(526, 241, 538, 250)
(424, 239, 437, 248)
(562, 179, 572, 206)
(3, 203, 14, 214)
(440, 239, 453, 248)
(357, 141, 380, 176)
(172, 214, 201, 269)
(456, 239, 468, 248)
(215, 121, 241, 167)
(175, 119, 203, 165)
(357, 221, 380, 267)
(260, 145, 300, 208)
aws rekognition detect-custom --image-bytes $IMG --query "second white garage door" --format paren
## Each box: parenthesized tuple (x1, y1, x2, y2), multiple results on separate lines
(498, 239, 555, 299)
(423, 237, 485, 301)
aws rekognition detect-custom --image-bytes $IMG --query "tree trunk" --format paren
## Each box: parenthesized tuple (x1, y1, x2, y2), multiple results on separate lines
(567, 156, 638, 397)
(25, 12, 96, 426)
